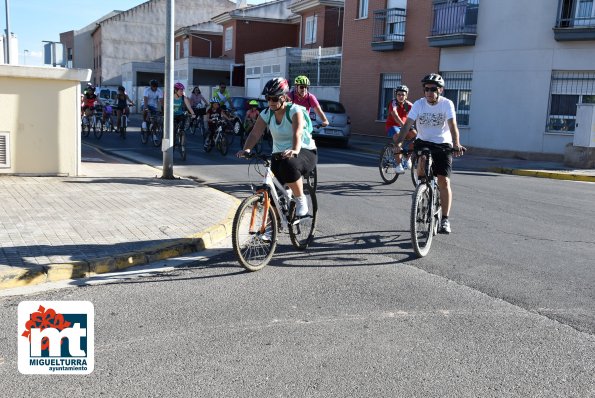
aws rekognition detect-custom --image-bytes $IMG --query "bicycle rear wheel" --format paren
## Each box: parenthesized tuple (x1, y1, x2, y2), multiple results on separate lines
(289, 184, 318, 250)
(410, 155, 419, 187)
(410, 183, 434, 258)
(232, 193, 278, 271)
(379, 143, 399, 184)
(304, 167, 318, 192)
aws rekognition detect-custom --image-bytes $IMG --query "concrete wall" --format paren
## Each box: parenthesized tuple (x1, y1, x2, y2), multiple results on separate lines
(0, 65, 91, 175)
(440, 0, 595, 155)
(97, 0, 236, 86)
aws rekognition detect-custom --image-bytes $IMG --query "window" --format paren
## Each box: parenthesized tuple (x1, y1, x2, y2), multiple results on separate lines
(358, 0, 369, 18)
(305, 15, 318, 44)
(378, 73, 402, 120)
(175, 42, 180, 59)
(183, 39, 189, 58)
(441, 71, 473, 126)
(575, 0, 595, 26)
(225, 27, 233, 51)
(547, 71, 595, 133)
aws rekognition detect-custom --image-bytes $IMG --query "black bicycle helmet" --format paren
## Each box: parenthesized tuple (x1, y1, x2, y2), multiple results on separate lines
(262, 77, 289, 97)
(149, 79, 158, 87)
(394, 85, 409, 93)
(421, 73, 444, 88)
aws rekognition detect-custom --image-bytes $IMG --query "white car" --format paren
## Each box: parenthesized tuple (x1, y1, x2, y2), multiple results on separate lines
(310, 100, 351, 146)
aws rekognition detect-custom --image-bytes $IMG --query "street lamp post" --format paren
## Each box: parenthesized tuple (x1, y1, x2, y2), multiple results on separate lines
(4, 0, 11, 64)
(161, 0, 175, 179)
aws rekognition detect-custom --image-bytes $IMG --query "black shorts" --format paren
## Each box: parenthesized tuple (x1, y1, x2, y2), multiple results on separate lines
(414, 139, 453, 178)
(271, 149, 317, 185)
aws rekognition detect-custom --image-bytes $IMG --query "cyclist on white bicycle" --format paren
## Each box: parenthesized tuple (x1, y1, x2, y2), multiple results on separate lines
(236, 77, 317, 217)
(396, 73, 466, 234)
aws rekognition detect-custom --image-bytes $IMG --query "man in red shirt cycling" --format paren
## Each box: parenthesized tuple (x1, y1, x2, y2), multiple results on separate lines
(386, 85, 416, 173)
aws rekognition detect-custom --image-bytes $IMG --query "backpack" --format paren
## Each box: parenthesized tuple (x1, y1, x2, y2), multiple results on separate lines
(263, 103, 313, 134)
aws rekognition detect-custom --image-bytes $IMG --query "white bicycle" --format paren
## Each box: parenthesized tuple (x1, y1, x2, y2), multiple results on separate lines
(232, 153, 318, 271)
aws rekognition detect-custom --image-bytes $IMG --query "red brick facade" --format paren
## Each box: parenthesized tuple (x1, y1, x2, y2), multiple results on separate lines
(301, 6, 344, 48)
(340, 0, 439, 137)
(221, 20, 299, 64)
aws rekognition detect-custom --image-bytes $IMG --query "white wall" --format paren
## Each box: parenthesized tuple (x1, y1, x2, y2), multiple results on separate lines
(439, 0, 595, 155)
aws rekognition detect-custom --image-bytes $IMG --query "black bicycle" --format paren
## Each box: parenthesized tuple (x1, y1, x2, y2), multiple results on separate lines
(379, 141, 418, 187)
(174, 113, 190, 160)
(410, 145, 462, 257)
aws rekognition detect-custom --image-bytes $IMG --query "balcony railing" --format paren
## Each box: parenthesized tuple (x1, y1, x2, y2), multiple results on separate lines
(371, 8, 406, 52)
(428, 0, 479, 47)
(553, 0, 595, 41)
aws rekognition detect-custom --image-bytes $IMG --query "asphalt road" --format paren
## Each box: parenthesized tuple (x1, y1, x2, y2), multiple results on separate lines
(0, 126, 593, 396)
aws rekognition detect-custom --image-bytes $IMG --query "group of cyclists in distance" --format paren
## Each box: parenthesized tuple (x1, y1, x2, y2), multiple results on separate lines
(81, 72, 466, 235)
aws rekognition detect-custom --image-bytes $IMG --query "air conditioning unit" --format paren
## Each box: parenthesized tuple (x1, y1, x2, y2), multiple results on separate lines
(574, 104, 595, 148)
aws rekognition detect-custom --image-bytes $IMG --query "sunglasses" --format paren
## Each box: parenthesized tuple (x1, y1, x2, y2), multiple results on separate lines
(298, 85, 308, 89)
(266, 95, 281, 102)
(424, 86, 439, 92)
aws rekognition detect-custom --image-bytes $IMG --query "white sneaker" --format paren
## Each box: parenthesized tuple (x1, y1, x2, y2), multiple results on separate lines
(404, 158, 412, 170)
(141, 121, 147, 129)
(295, 195, 309, 217)
(394, 163, 405, 174)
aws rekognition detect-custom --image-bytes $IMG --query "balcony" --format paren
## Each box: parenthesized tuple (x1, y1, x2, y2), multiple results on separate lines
(427, 0, 479, 48)
(371, 8, 406, 52)
(553, 0, 595, 41)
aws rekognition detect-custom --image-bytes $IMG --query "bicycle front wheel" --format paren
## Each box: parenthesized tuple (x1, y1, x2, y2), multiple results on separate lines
(219, 134, 229, 156)
(232, 194, 278, 271)
(379, 144, 399, 184)
(151, 124, 162, 147)
(94, 120, 104, 139)
(82, 119, 90, 137)
(410, 183, 434, 258)
(179, 133, 187, 160)
(289, 184, 318, 250)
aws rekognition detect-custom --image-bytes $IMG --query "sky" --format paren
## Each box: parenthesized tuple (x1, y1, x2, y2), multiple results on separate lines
(3, 0, 266, 66)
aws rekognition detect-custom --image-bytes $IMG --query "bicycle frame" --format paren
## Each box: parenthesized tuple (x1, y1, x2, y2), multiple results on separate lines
(251, 159, 293, 233)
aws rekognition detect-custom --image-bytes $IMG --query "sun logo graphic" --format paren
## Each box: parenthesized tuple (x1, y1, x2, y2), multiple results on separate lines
(18, 301, 94, 374)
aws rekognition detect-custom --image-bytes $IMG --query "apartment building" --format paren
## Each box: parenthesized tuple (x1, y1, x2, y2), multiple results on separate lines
(340, 0, 439, 138)
(435, 0, 595, 155)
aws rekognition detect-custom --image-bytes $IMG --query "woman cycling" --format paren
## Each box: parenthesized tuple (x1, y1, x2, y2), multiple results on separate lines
(173, 82, 196, 130)
(236, 77, 317, 216)
(114, 86, 134, 131)
(288, 75, 329, 127)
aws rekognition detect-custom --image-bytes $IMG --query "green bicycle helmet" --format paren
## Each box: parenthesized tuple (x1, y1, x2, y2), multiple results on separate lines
(294, 75, 310, 86)
(248, 100, 259, 106)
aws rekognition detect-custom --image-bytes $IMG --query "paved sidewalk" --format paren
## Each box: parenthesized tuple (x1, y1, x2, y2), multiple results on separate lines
(347, 134, 595, 182)
(0, 146, 239, 290)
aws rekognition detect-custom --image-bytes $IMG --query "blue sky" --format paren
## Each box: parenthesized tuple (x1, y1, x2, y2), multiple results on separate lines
(3, 0, 266, 66)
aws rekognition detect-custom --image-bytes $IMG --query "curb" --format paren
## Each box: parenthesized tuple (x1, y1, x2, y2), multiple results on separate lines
(0, 201, 238, 291)
(0, 144, 241, 291)
(487, 167, 595, 182)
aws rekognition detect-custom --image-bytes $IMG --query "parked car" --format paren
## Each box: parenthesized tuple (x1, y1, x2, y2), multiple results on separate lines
(227, 96, 268, 136)
(310, 100, 351, 146)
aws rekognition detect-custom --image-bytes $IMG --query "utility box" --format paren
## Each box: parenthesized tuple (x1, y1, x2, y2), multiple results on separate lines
(574, 103, 595, 147)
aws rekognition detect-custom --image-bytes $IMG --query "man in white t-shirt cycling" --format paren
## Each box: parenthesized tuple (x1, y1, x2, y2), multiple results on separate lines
(142, 79, 164, 128)
(396, 73, 466, 234)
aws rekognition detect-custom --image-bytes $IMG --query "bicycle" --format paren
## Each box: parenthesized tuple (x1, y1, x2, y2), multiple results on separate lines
(117, 110, 128, 140)
(379, 140, 418, 187)
(102, 106, 115, 135)
(93, 105, 104, 139)
(174, 113, 190, 160)
(204, 119, 229, 156)
(188, 107, 206, 136)
(141, 110, 163, 147)
(232, 152, 318, 271)
(410, 145, 461, 258)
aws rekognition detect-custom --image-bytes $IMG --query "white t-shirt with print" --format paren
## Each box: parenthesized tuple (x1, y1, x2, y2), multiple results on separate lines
(407, 96, 456, 144)
(143, 87, 164, 108)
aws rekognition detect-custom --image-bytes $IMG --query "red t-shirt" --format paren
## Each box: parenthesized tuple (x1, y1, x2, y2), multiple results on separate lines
(385, 99, 412, 131)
